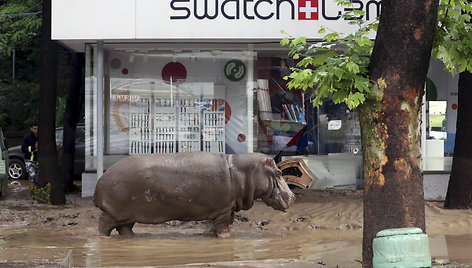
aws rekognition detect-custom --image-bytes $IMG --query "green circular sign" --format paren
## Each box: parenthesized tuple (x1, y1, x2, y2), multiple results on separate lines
(224, 60, 246, 81)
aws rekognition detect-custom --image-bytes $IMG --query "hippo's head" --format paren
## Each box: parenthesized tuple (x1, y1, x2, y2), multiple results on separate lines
(260, 159, 296, 212)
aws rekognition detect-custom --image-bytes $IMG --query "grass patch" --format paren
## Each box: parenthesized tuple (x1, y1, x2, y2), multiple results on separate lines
(429, 114, 445, 128)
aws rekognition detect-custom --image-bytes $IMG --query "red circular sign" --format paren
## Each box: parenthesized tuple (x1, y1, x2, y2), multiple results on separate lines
(451, 103, 458, 110)
(162, 62, 187, 85)
(121, 68, 129, 75)
(237, 134, 246, 142)
(224, 100, 232, 124)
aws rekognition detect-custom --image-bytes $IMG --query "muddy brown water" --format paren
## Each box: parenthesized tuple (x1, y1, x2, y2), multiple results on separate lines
(0, 225, 362, 267)
(0, 225, 471, 267)
(1, 181, 471, 267)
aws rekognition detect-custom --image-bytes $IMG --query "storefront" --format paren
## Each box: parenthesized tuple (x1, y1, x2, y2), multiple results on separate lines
(52, 0, 456, 197)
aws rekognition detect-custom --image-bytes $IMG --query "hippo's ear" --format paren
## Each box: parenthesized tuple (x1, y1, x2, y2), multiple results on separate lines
(262, 158, 274, 167)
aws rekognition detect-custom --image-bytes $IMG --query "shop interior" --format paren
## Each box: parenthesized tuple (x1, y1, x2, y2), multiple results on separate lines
(82, 43, 452, 193)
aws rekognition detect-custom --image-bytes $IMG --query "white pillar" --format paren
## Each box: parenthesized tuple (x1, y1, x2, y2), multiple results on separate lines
(246, 44, 254, 153)
(421, 92, 426, 170)
(96, 41, 104, 179)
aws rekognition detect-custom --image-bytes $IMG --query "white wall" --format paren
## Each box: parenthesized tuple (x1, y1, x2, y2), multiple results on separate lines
(52, 0, 136, 40)
(52, 0, 380, 41)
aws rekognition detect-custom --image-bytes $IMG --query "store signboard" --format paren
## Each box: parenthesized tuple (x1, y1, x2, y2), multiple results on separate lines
(52, 0, 380, 40)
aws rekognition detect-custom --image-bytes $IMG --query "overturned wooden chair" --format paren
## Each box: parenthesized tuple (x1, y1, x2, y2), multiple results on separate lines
(277, 158, 318, 189)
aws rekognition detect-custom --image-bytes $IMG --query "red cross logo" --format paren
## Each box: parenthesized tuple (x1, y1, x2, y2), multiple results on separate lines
(298, 0, 319, 20)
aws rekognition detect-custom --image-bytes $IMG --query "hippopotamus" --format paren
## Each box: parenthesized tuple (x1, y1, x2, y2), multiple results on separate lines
(93, 152, 295, 237)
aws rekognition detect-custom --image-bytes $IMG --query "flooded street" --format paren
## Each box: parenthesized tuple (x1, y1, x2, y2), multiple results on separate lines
(1, 182, 471, 267)
(1, 225, 471, 267)
(0, 225, 362, 267)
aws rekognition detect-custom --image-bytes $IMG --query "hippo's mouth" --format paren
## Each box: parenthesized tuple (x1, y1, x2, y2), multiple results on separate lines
(263, 174, 296, 212)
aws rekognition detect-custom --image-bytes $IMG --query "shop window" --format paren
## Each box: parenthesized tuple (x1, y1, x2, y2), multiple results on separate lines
(255, 58, 308, 154)
(255, 57, 361, 156)
(318, 102, 361, 155)
(427, 101, 447, 140)
(101, 47, 254, 158)
(424, 100, 449, 170)
(85, 44, 365, 175)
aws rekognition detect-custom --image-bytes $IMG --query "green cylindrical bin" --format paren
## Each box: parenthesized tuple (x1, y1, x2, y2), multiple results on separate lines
(373, 227, 431, 268)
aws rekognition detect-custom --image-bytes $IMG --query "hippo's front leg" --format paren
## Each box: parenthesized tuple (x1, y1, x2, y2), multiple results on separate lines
(98, 212, 119, 236)
(213, 211, 234, 238)
(117, 223, 135, 236)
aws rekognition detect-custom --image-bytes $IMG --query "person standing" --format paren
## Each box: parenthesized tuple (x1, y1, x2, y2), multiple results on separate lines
(21, 123, 39, 184)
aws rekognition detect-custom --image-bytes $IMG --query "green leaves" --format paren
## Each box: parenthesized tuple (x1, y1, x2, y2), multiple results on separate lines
(281, 0, 377, 110)
(324, 32, 340, 42)
(346, 61, 360, 74)
(282, 0, 471, 111)
(433, 0, 472, 74)
(280, 37, 290, 46)
(355, 36, 373, 47)
(0, 0, 41, 56)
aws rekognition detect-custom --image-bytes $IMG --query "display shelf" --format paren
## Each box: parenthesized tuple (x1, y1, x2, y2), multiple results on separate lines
(178, 102, 201, 152)
(202, 99, 225, 153)
(128, 97, 225, 154)
(154, 106, 177, 153)
(129, 98, 152, 155)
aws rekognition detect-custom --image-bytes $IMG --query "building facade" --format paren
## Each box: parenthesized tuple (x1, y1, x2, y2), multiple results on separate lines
(51, 0, 456, 197)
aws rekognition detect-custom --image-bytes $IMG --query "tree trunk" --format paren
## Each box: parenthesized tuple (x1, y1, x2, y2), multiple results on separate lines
(360, 0, 438, 266)
(60, 53, 85, 191)
(445, 71, 472, 209)
(39, 0, 65, 204)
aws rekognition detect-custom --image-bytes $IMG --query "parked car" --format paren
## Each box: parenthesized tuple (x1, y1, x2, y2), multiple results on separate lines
(429, 126, 447, 140)
(0, 127, 8, 196)
(7, 125, 85, 180)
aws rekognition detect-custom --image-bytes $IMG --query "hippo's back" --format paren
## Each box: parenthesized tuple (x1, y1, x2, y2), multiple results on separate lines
(94, 152, 233, 222)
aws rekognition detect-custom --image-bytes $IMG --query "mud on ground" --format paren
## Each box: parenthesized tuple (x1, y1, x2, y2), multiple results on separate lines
(1, 180, 471, 267)
(1, 181, 364, 231)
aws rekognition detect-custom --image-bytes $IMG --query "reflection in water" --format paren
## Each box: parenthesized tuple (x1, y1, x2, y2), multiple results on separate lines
(84, 236, 240, 266)
(1, 226, 471, 267)
(429, 234, 472, 264)
(1, 226, 362, 267)
(445, 234, 472, 263)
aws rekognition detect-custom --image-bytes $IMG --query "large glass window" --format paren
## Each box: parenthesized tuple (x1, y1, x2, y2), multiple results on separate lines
(85, 44, 259, 170)
(255, 57, 307, 154)
(427, 101, 447, 141)
(105, 48, 255, 155)
(423, 100, 450, 171)
(254, 56, 361, 157)
(253, 56, 362, 189)
(84, 43, 363, 188)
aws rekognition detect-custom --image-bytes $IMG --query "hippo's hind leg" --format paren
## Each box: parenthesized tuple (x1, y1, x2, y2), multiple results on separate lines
(117, 223, 135, 236)
(98, 212, 119, 236)
(213, 211, 234, 238)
